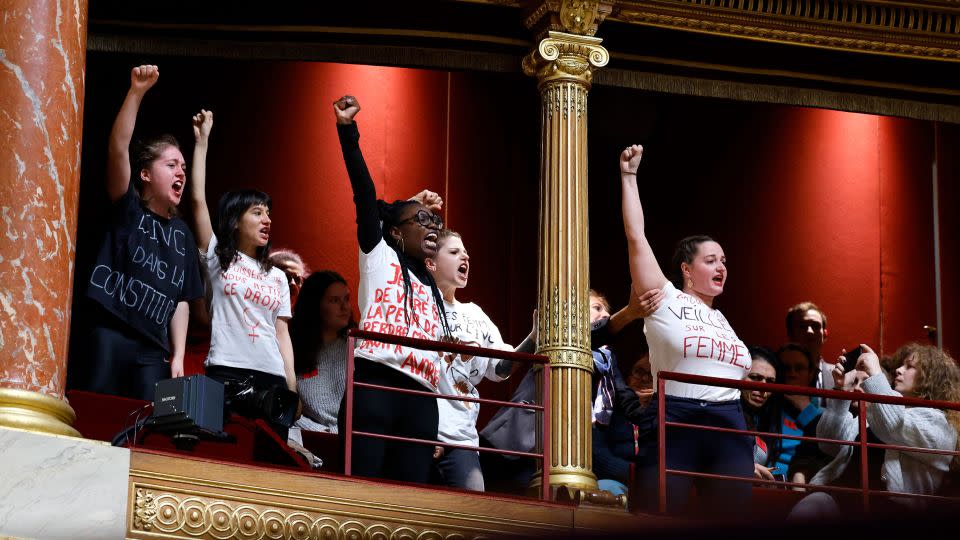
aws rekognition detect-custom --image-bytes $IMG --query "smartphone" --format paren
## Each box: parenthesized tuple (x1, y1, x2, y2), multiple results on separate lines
(842, 345, 864, 372)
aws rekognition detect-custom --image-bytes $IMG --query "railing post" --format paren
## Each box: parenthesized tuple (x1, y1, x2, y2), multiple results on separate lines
(344, 336, 356, 476)
(859, 399, 869, 513)
(658, 377, 667, 514)
(542, 363, 552, 501)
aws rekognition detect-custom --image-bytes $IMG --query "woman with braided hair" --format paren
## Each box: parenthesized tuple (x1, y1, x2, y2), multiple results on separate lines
(334, 94, 451, 483)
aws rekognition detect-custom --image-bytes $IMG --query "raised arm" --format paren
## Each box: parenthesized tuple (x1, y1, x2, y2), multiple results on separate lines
(190, 109, 214, 251)
(107, 65, 160, 202)
(334, 95, 381, 254)
(620, 146, 669, 293)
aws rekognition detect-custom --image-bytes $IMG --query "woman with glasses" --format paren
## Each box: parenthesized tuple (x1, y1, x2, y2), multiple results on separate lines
(742, 347, 783, 482)
(619, 144, 754, 515)
(333, 95, 451, 483)
(269, 249, 310, 305)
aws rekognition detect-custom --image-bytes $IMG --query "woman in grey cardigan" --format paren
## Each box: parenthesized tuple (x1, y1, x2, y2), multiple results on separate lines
(789, 343, 960, 519)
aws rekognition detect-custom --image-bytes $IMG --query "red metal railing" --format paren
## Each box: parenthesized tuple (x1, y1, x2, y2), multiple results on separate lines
(655, 371, 960, 513)
(343, 329, 553, 500)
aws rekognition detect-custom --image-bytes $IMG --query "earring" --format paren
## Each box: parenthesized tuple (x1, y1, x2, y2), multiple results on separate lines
(687, 278, 693, 289)
(399, 236, 406, 253)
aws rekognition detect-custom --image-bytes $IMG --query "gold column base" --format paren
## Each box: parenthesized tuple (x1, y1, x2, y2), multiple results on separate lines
(530, 469, 598, 494)
(0, 387, 80, 437)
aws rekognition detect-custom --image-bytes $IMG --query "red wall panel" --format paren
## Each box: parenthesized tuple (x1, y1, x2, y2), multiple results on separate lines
(878, 117, 937, 353)
(938, 124, 960, 358)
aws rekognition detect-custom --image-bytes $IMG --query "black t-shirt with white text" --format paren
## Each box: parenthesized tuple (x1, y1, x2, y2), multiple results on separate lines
(85, 185, 203, 354)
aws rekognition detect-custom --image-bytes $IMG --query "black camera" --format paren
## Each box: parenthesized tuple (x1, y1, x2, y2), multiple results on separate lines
(222, 377, 299, 428)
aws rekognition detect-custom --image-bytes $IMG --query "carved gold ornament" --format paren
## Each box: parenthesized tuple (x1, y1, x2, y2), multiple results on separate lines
(560, 0, 600, 34)
(130, 489, 479, 539)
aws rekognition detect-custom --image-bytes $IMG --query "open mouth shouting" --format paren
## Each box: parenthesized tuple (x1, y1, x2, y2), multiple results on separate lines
(171, 180, 185, 198)
(259, 226, 270, 243)
(457, 261, 469, 283)
(712, 273, 725, 288)
(424, 231, 439, 253)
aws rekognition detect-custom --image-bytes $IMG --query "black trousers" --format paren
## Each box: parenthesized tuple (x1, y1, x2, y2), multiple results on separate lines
(78, 307, 169, 402)
(338, 357, 438, 483)
(633, 394, 753, 516)
(205, 364, 291, 441)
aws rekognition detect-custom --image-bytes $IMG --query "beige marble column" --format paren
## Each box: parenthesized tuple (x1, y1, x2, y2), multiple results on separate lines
(523, 28, 609, 492)
(0, 0, 89, 437)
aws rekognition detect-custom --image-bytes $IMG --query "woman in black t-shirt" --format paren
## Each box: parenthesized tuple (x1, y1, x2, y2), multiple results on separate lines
(76, 65, 204, 401)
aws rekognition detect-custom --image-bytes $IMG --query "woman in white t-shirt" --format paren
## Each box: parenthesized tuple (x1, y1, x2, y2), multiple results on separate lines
(424, 229, 537, 491)
(334, 95, 453, 484)
(619, 144, 753, 515)
(187, 111, 297, 438)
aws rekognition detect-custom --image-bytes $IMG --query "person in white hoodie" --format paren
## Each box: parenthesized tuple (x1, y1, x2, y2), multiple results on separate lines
(789, 343, 960, 519)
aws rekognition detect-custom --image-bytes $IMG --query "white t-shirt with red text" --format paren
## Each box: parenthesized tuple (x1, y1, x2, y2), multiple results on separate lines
(437, 300, 510, 446)
(203, 234, 291, 378)
(644, 282, 750, 402)
(356, 239, 444, 391)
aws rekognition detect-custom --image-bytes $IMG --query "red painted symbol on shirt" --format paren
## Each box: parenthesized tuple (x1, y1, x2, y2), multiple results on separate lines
(783, 419, 798, 431)
(242, 307, 261, 343)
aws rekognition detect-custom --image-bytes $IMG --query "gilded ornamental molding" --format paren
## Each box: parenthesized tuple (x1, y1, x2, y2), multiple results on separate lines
(611, 0, 960, 61)
(524, 0, 615, 38)
(131, 486, 484, 540)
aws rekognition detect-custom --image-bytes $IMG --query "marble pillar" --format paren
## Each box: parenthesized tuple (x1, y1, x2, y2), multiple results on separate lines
(0, 0, 89, 437)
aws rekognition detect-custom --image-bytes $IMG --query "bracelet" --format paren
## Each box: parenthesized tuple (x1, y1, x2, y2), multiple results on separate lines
(622, 170, 638, 175)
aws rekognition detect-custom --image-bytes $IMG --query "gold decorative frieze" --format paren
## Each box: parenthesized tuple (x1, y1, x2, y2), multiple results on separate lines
(524, 0, 614, 38)
(130, 486, 482, 540)
(612, 0, 960, 61)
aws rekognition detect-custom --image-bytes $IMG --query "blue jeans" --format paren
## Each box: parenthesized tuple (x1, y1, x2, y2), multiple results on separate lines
(436, 447, 485, 491)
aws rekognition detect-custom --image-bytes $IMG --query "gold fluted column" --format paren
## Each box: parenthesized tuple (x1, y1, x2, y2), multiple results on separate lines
(523, 29, 609, 492)
(0, 0, 88, 437)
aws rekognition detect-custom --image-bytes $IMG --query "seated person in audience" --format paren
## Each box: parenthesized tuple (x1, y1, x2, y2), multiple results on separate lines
(425, 229, 537, 492)
(478, 286, 661, 495)
(269, 249, 310, 305)
(769, 343, 823, 484)
(789, 343, 960, 519)
(289, 271, 355, 436)
(593, 318, 657, 497)
(591, 289, 662, 497)
(741, 347, 783, 482)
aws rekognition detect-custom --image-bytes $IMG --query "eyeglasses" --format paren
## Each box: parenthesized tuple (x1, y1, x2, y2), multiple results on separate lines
(285, 272, 303, 288)
(746, 373, 777, 384)
(399, 209, 443, 229)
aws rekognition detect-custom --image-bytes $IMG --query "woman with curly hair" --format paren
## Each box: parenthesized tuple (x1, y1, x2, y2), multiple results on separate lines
(790, 343, 960, 518)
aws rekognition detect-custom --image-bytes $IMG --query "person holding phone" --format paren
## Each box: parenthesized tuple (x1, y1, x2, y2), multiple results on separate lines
(789, 343, 960, 519)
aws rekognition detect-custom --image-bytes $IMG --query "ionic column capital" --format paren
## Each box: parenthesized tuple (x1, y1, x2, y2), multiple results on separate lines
(523, 31, 609, 89)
